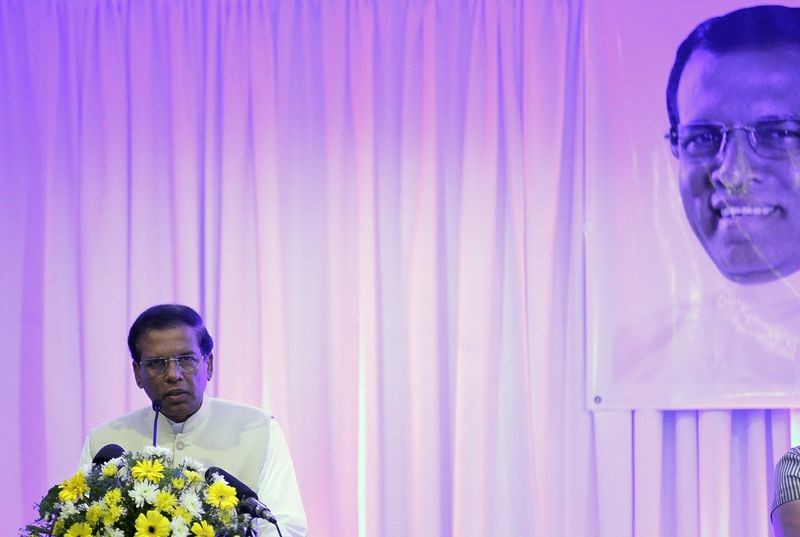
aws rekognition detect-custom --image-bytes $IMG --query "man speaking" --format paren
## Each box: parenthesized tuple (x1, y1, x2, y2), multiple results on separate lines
(79, 304, 307, 536)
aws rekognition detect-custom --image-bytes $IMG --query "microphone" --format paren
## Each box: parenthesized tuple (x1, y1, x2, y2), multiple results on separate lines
(152, 399, 162, 447)
(205, 466, 278, 524)
(92, 444, 125, 466)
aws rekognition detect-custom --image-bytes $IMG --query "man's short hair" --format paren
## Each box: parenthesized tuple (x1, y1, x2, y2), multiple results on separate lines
(127, 304, 214, 361)
(666, 5, 800, 131)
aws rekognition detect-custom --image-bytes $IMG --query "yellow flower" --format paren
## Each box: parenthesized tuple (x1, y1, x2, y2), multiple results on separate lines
(52, 519, 65, 535)
(171, 477, 186, 490)
(104, 488, 122, 505)
(132, 458, 165, 482)
(134, 510, 170, 537)
(219, 508, 233, 525)
(64, 522, 93, 537)
(191, 520, 216, 537)
(173, 506, 193, 523)
(58, 472, 89, 503)
(155, 490, 178, 513)
(102, 504, 123, 526)
(184, 470, 203, 484)
(86, 503, 103, 525)
(101, 463, 118, 477)
(205, 481, 239, 510)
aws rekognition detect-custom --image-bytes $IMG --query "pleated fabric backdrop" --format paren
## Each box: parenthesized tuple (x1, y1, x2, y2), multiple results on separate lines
(0, 1, 794, 536)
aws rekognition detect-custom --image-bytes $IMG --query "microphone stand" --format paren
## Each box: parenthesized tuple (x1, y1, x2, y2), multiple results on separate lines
(205, 466, 283, 537)
(152, 399, 162, 447)
(243, 518, 282, 537)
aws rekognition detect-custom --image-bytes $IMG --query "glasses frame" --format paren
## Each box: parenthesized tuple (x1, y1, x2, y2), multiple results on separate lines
(138, 353, 208, 377)
(666, 118, 800, 161)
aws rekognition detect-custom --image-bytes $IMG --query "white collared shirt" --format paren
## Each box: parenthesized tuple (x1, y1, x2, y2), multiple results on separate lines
(80, 397, 307, 536)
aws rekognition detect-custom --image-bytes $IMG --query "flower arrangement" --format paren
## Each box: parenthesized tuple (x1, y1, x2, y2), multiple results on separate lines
(21, 446, 253, 537)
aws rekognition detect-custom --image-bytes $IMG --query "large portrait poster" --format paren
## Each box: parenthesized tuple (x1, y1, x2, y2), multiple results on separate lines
(586, 1, 800, 409)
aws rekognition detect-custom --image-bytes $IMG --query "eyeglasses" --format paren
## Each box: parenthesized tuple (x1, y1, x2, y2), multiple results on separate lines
(667, 119, 800, 160)
(138, 354, 207, 377)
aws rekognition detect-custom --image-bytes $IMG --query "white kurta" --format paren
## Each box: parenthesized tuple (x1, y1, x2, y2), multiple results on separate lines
(79, 397, 307, 536)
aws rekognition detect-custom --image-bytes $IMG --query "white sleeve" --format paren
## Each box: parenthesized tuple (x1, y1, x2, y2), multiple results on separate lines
(252, 419, 307, 537)
(78, 436, 93, 468)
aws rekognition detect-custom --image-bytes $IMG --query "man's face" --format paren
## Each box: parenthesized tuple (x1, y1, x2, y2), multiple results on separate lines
(132, 324, 213, 423)
(676, 46, 800, 284)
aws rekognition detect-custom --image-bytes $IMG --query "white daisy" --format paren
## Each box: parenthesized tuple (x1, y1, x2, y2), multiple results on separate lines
(129, 480, 158, 508)
(142, 445, 173, 459)
(179, 489, 205, 518)
(170, 515, 190, 537)
(116, 465, 129, 480)
(104, 528, 125, 537)
(180, 456, 206, 473)
(60, 501, 78, 517)
(207, 470, 227, 484)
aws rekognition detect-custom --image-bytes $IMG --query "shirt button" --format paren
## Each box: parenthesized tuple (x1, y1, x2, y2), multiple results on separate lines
(176, 441, 185, 450)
